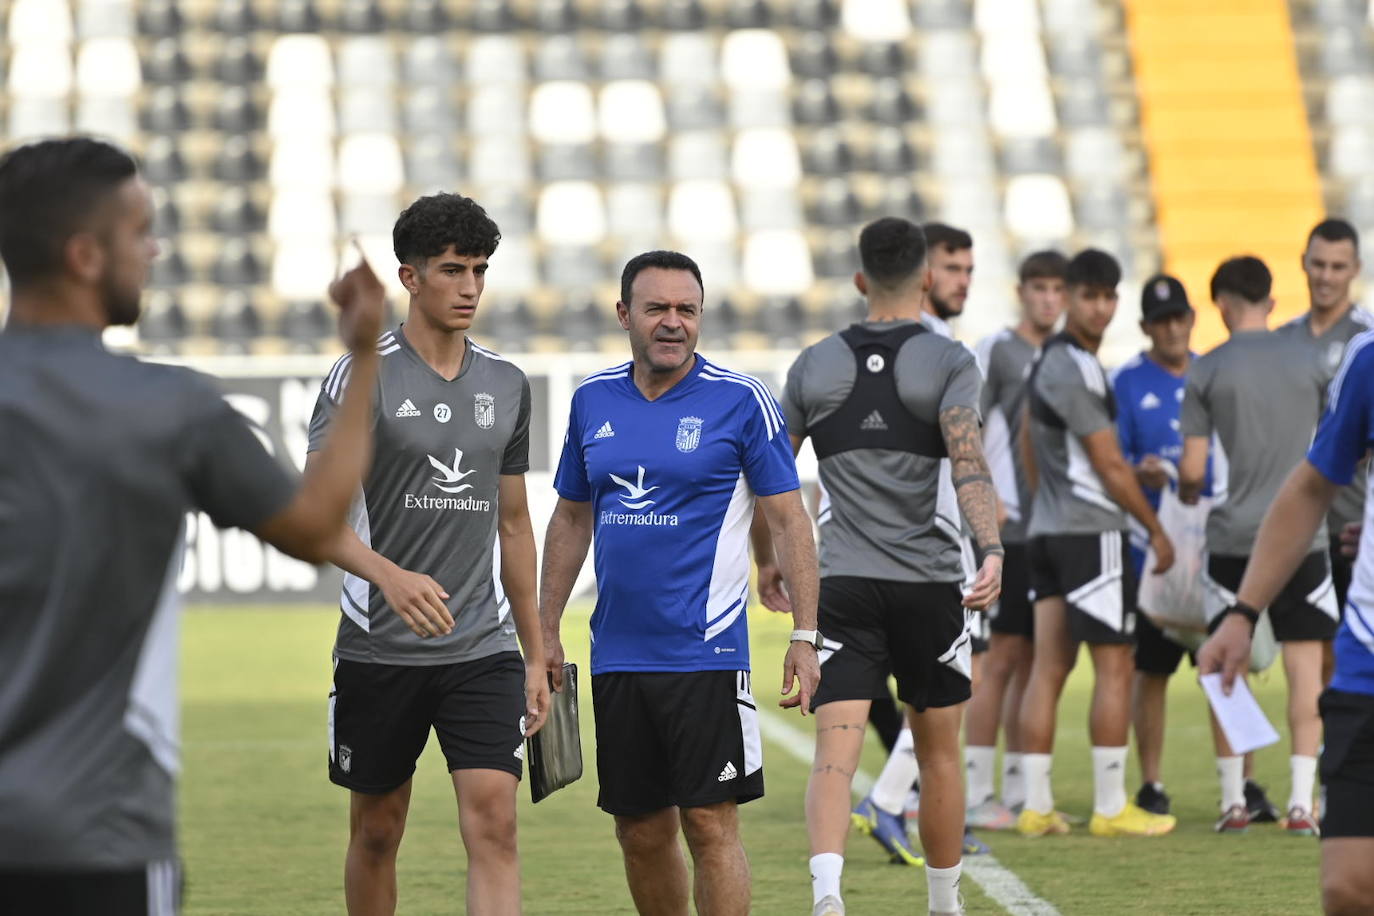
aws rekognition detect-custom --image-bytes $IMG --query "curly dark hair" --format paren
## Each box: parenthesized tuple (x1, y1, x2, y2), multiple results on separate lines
(392, 192, 501, 268)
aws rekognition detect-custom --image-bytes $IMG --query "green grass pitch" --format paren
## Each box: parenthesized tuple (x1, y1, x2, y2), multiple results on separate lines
(180, 605, 1319, 914)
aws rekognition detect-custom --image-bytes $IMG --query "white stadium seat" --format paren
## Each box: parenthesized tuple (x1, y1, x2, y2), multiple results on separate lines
(743, 230, 814, 295)
(267, 89, 336, 138)
(467, 85, 525, 137)
(537, 181, 608, 246)
(607, 183, 665, 239)
(731, 128, 802, 188)
(720, 30, 791, 92)
(9, 0, 73, 45)
(469, 136, 533, 186)
(268, 189, 337, 242)
(266, 34, 334, 90)
(269, 137, 336, 191)
(1004, 174, 1075, 241)
(78, 0, 134, 38)
(980, 31, 1049, 84)
(668, 179, 739, 243)
(669, 131, 729, 181)
(974, 0, 1041, 34)
(920, 32, 979, 81)
(529, 81, 597, 145)
(467, 36, 526, 86)
(272, 239, 337, 300)
(988, 80, 1058, 138)
(337, 37, 395, 88)
(660, 33, 718, 87)
(599, 80, 666, 143)
(840, 0, 912, 42)
(76, 37, 141, 96)
(337, 134, 405, 193)
(9, 44, 74, 99)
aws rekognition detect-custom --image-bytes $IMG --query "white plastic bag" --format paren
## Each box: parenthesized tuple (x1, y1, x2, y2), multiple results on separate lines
(1138, 473, 1209, 632)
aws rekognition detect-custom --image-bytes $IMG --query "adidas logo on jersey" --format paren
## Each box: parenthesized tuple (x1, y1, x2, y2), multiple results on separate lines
(860, 410, 888, 431)
(395, 398, 421, 418)
(718, 761, 738, 782)
(594, 421, 615, 439)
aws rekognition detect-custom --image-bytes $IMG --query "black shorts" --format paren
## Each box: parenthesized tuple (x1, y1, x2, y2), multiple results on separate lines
(1203, 553, 1339, 642)
(970, 612, 989, 655)
(328, 652, 527, 793)
(1330, 540, 1353, 619)
(989, 542, 1034, 639)
(813, 576, 972, 712)
(592, 669, 764, 816)
(1319, 689, 1374, 838)
(0, 861, 181, 915)
(1134, 611, 1194, 675)
(1027, 531, 1137, 645)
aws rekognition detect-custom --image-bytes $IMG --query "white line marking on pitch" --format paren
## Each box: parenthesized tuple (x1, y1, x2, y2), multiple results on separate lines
(756, 709, 1061, 916)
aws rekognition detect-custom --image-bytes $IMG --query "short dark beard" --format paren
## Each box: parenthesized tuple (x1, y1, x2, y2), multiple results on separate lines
(101, 267, 141, 327)
(930, 293, 959, 320)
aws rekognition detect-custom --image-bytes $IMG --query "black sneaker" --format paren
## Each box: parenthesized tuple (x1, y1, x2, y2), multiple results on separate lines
(1135, 782, 1171, 816)
(1245, 779, 1281, 823)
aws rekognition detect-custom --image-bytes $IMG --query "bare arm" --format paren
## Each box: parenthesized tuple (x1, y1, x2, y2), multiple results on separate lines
(752, 432, 806, 613)
(498, 474, 550, 735)
(254, 258, 384, 563)
(940, 405, 1004, 610)
(1018, 401, 1039, 494)
(758, 488, 821, 715)
(538, 497, 594, 691)
(1178, 435, 1210, 505)
(1080, 426, 1175, 573)
(1200, 461, 1338, 691)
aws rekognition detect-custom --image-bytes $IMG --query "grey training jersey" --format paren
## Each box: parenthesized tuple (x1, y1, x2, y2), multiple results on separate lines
(975, 328, 1038, 544)
(0, 325, 294, 868)
(308, 328, 529, 666)
(1276, 306, 1374, 534)
(783, 319, 983, 583)
(1181, 329, 1328, 556)
(1026, 333, 1127, 537)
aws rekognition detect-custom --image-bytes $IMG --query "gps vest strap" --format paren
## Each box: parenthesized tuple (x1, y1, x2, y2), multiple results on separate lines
(1028, 332, 1118, 429)
(810, 323, 947, 461)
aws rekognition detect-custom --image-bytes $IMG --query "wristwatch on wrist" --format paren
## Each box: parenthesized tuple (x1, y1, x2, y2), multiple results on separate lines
(1225, 602, 1261, 630)
(790, 629, 824, 650)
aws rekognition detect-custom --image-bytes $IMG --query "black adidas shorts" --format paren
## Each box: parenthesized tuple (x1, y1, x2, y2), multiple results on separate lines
(1319, 689, 1374, 838)
(0, 861, 181, 915)
(1203, 553, 1339, 642)
(592, 669, 764, 816)
(328, 652, 527, 794)
(1134, 611, 1194, 675)
(813, 576, 972, 713)
(1027, 530, 1137, 645)
(989, 542, 1034, 638)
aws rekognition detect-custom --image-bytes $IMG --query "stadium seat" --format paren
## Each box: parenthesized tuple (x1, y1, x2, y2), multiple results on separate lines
(743, 230, 814, 295)
(975, 0, 1041, 33)
(470, 136, 533, 186)
(78, 0, 134, 38)
(661, 0, 708, 30)
(280, 299, 334, 350)
(402, 37, 456, 87)
(339, 0, 387, 33)
(870, 125, 918, 173)
(933, 128, 997, 180)
(213, 0, 256, 33)
(276, 0, 323, 33)
(338, 134, 405, 195)
(539, 143, 598, 181)
(150, 243, 189, 286)
(151, 188, 180, 235)
(940, 179, 1002, 231)
(728, 0, 772, 29)
(137, 290, 191, 347)
(873, 177, 925, 221)
(271, 240, 337, 301)
(1001, 136, 1061, 174)
(136, 0, 180, 37)
(341, 193, 399, 236)
(601, 34, 655, 79)
(270, 137, 336, 190)
(1313, 0, 1368, 28)
(9, 44, 74, 101)
(921, 31, 979, 80)
(803, 129, 852, 176)
(468, 85, 523, 136)
(858, 42, 908, 77)
(604, 143, 663, 181)
(213, 239, 264, 286)
(529, 81, 597, 144)
(1330, 126, 1374, 178)
(210, 186, 264, 234)
(266, 35, 335, 91)
(213, 136, 263, 181)
(211, 290, 264, 349)
(1048, 33, 1101, 79)
(1004, 174, 1074, 241)
(10, 0, 73, 43)
(791, 31, 839, 79)
(479, 237, 538, 299)
(405, 135, 461, 191)
(841, 0, 911, 42)
(535, 36, 592, 81)
(1327, 75, 1374, 126)
(607, 182, 665, 240)
(142, 87, 192, 133)
(538, 0, 579, 33)
(687, 240, 740, 290)
(537, 182, 607, 248)
(815, 229, 859, 277)
(926, 81, 985, 128)
(1042, 0, 1098, 34)
(868, 77, 918, 124)
(404, 0, 448, 31)
(988, 81, 1058, 138)
(669, 179, 739, 243)
(913, 0, 973, 29)
(669, 131, 729, 181)
(982, 31, 1048, 84)
(667, 86, 726, 130)
(791, 0, 838, 28)
(600, 0, 644, 31)
(1075, 181, 1130, 231)
(213, 86, 258, 133)
(338, 37, 395, 87)
(268, 90, 336, 139)
(77, 99, 137, 143)
(741, 187, 803, 231)
(404, 87, 458, 137)
(661, 33, 718, 87)
(599, 80, 666, 143)
(732, 128, 802, 188)
(468, 37, 527, 85)
(216, 37, 261, 84)
(759, 295, 808, 345)
(543, 245, 605, 290)
(145, 38, 192, 84)
(720, 30, 791, 92)
(730, 90, 791, 129)
(1058, 81, 1111, 127)
(472, 0, 521, 31)
(142, 137, 187, 184)
(794, 79, 841, 125)
(1319, 27, 1374, 76)
(340, 88, 399, 135)
(1065, 127, 1128, 181)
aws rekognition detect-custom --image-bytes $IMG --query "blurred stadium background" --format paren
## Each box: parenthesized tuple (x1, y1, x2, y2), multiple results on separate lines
(0, 0, 1371, 604)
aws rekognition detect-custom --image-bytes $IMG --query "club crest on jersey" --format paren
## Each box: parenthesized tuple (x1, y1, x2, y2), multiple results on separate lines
(675, 416, 703, 453)
(474, 393, 495, 430)
(338, 744, 352, 774)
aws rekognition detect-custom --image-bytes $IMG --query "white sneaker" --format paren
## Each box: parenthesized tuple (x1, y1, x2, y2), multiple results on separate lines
(812, 894, 845, 916)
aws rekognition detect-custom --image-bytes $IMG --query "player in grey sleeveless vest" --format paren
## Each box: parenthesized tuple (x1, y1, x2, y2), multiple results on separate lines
(307, 194, 547, 915)
(0, 138, 384, 916)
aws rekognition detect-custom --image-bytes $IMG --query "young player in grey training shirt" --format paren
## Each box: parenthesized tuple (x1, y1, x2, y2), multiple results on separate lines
(0, 138, 384, 916)
(1179, 256, 1335, 833)
(308, 194, 548, 915)
(1018, 249, 1177, 840)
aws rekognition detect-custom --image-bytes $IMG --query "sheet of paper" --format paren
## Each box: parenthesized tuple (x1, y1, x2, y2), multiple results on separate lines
(1199, 673, 1281, 754)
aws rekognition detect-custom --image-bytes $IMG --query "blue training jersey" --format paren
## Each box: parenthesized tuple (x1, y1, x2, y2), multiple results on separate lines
(1112, 351, 1213, 573)
(554, 356, 801, 675)
(1306, 330, 1374, 697)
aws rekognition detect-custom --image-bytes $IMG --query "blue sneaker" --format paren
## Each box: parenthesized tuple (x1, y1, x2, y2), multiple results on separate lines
(962, 827, 991, 855)
(851, 795, 925, 866)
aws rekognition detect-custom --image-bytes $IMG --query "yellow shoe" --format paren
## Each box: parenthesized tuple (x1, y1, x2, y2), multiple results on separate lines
(1089, 802, 1178, 837)
(1016, 808, 1071, 837)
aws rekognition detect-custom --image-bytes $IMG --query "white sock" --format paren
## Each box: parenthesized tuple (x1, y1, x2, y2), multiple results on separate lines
(871, 727, 917, 815)
(1091, 746, 1128, 817)
(926, 862, 963, 913)
(810, 853, 843, 904)
(965, 745, 996, 808)
(1002, 752, 1026, 809)
(1217, 756, 1245, 812)
(1289, 754, 1317, 813)
(1023, 752, 1054, 814)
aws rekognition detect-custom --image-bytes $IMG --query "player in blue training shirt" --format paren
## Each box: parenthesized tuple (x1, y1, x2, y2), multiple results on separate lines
(539, 250, 822, 916)
(1201, 329, 1374, 912)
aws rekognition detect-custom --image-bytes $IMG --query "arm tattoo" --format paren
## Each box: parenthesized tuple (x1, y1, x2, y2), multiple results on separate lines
(939, 405, 1003, 556)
